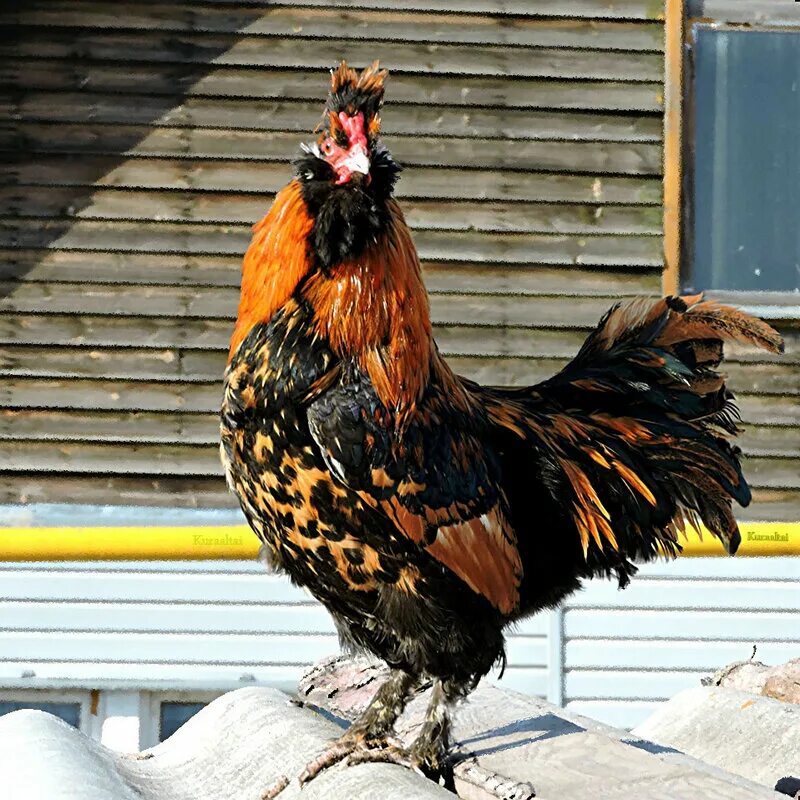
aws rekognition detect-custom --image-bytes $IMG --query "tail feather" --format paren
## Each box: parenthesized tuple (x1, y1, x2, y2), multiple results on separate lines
(499, 293, 783, 575)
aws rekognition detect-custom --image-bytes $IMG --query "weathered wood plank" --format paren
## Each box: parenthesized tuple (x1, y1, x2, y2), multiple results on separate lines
(0, 311, 792, 365)
(5, 4, 665, 51)
(0, 314, 232, 349)
(0, 440, 223, 475)
(0, 221, 664, 267)
(4, 124, 663, 174)
(0, 250, 664, 295)
(3, 405, 795, 459)
(0, 377, 222, 413)
(0, 345, 214, 380)
(0, 409, 219, 444)
(0, 188, 665, 235)
(3, 156, 663, 204)
(748, 489, 800, 523)
(0, 31, 665, 81)
(1, 371, 796, 425)
(4, 93, 664, 142)
(2, 64, 666, 114)
(179, 1, 667, 21)
(0, 283, 641, 324)
(0, 473, 234, 508)
(6, 477, 796, 517)
(1, 339, 793, 395)
(0, 438, 796, 489)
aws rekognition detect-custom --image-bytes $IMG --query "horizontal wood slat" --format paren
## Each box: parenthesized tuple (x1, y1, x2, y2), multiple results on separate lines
(5, 4, 665, 51)
(0, 251, 665, 295)
(2, 123, 663, 175)
(3, 473, 792, 519)
(0, 474, 235, 508)
(0, 373, 796, 425)
(3, 408, 796, 461)
(0, 189, 665, 236)
(0, 312, 793, 363)
(0, 31, 665, 81)
(3, 155, 664, 203)
(0, 221, 664, 268)
(0, 283, 662, 323)
(1, 343, 794, 399)
(0, 441, 796, 492)
(2, 65, 665, 114)
(159, 1, 667, 21)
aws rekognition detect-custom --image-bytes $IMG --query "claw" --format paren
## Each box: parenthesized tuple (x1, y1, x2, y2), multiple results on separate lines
(261, 774, 290, 800)
(298, 737, 363, 785)
(346, 744, 423, 775)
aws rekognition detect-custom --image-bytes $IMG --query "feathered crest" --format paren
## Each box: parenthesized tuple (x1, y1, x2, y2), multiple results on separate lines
(324, 60, 388, 142)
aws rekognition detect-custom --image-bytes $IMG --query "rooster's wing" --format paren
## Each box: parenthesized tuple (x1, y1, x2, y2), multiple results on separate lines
(307, 370, 522, 614)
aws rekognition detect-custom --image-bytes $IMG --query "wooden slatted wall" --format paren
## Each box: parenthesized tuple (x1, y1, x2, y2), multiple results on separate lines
(1, 1, 797, 517)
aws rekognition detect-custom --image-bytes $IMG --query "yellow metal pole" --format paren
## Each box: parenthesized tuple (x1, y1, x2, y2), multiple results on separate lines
(0, 523, 798, 561)
(662, 0, 685, 296)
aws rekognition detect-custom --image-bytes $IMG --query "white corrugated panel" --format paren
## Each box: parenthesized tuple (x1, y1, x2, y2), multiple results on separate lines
(563, 556, 800, 729)
(0, 556, 549, 697)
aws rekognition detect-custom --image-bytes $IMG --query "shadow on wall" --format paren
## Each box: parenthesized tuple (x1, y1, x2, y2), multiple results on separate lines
(0, 2, 324, 296)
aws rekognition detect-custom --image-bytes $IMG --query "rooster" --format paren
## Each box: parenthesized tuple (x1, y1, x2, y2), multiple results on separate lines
(220, 62, 783, 790)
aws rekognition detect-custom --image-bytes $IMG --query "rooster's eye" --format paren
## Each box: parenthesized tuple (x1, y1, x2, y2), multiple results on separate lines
(321, 139, 335, 155)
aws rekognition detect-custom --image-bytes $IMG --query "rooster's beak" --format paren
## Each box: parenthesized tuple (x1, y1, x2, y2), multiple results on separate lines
(334, 146, 371, 185)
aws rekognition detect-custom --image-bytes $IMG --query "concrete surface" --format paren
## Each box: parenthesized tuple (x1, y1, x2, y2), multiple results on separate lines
(633, 685, 800, 791)
(0, 686, 450, 800)
(0, 660, 792, 800)
(300, 655, 785, 800)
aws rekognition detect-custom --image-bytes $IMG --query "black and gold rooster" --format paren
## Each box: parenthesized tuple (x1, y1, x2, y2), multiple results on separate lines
(220, 62, 783, 790)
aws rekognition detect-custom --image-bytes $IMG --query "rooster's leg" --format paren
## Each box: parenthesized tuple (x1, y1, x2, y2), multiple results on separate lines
(295, 669, 417, 785)
(346, 677, 458, 782)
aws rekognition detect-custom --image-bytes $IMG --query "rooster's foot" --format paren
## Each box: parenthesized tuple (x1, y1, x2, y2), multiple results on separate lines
(298, 732, 385, 785)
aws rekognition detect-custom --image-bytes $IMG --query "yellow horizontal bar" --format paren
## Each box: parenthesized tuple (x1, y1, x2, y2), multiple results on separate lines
(0, 522, 797, 562)
(0, 526, 260, 561)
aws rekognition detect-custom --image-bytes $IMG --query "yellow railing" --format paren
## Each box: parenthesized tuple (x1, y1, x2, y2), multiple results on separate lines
(0, 522, 797, 561)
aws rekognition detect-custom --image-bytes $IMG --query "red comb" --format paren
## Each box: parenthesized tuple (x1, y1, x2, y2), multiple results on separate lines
(339, 111, 368, 150)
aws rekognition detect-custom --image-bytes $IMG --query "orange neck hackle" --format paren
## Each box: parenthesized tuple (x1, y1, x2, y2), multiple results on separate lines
(302, 200, 434, 418)
(228, 181, 314, 362)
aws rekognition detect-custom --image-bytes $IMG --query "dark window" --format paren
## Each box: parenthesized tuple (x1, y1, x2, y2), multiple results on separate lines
(158, 701, 206, 741)
(688, 27, 800, 293)
(0, 701, 81, 728)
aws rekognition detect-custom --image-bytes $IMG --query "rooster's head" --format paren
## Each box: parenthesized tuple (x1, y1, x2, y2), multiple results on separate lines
(295, 61, 402, 268)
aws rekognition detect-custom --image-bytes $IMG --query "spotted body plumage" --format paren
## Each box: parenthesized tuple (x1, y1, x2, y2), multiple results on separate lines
(221, 297, 507, 686)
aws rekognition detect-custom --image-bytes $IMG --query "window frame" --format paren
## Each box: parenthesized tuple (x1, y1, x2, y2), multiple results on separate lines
(665, 0, 800, 318)
(0, 688, 98, 738)
(140, 690, 222, 749)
